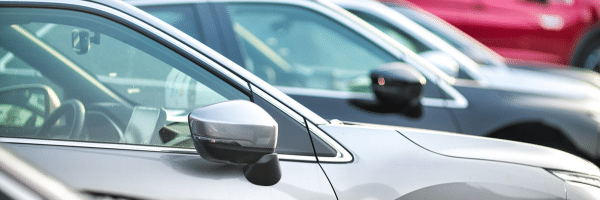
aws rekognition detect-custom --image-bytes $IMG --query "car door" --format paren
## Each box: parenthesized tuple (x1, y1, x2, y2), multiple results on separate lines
(0, 2, 335, 199)
(198, 1, 459, 132)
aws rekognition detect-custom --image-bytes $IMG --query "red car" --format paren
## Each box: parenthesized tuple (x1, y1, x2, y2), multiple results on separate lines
(380, 0, 600, 72)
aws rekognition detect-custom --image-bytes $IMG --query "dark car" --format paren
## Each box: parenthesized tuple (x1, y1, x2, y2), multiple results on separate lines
(2, 0, 600, 199)
(129, 0, 600, 164)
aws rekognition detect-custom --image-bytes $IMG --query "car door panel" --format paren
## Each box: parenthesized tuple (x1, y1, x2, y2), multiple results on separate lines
(3, 143, 336, 199)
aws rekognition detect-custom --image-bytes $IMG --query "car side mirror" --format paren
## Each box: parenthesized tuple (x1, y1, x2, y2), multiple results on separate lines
(0, 84, 60, 118)
(348, 63, 425, 118)
(419, 51, 459, 78)
(188, 100, 281, 186)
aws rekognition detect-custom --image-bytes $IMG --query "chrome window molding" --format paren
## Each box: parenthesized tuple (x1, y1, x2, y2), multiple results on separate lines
(278, 154, 317, 162)
(277, 86, 453, 108)
(439, 81, 469, 109)
(309, 122, 353, 163)
(0, 137, 199, 154)
(0, 137, 318, 162)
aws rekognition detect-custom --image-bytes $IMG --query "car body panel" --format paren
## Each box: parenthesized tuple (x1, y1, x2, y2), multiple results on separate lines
(3, 141, 337, 199)
(0, 144, 87, 200)
(565, 182, 600, 199)
(318, 124, 566, 199)
(397, 126, 600, 175)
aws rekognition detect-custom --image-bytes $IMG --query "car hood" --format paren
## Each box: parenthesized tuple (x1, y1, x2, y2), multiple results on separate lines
(344, 122, 600, 176)
(477, 65, 600, 101)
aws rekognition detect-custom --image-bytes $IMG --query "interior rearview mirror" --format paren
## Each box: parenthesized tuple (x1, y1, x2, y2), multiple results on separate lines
(419, 51, 459, 78)
(72, 29, 90, 54)
(348, 62, 425, 118)
(188, 100, 281, 186)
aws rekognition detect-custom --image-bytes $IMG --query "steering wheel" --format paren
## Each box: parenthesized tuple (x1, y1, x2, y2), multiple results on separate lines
(34, 99, 85, 140)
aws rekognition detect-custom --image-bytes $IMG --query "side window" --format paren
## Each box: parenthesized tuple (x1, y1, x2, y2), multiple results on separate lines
(224, 3, 443, 98)
(348, 10, 431, 54)
(0, 8, 249, 148)
(226, 3, 397, 93)
(137, 4, 330, 156)
(141, 5, 203, 42)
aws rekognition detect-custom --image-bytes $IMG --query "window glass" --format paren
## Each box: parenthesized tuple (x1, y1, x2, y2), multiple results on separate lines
(393, 7, 496, 66)
(225, 3, 442, 98)
(226, 4, 397, 93)
(252, 93, 318, 156)
(141, 5, 203, 42)
(348, 10, 431, 54)
(0, 8, 248, 148)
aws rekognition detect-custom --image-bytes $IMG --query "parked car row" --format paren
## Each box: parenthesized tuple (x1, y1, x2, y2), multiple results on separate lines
(385, 0, 600, 72)
(127, 0, 600, 164)
(0, 0, 599, 199)
(334, 0, 600, 163)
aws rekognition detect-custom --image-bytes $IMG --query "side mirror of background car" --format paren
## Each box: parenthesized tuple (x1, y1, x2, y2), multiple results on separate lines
(188, 100, 281, 186)
(348, 62, 425, 118)
(419, 51, 459, 78)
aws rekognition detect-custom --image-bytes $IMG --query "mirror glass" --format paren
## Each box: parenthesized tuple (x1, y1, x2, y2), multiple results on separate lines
(71, 29, 90, 54)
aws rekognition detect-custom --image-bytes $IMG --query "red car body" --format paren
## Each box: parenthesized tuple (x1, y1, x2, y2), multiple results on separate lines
(380, 0, 600, 69)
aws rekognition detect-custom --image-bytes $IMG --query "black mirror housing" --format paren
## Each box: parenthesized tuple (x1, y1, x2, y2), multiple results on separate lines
(371, 62, 426, 109)
(348, 63, 425, 117)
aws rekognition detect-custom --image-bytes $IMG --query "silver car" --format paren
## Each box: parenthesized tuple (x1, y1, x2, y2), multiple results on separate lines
(0, 0, 599, 199)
